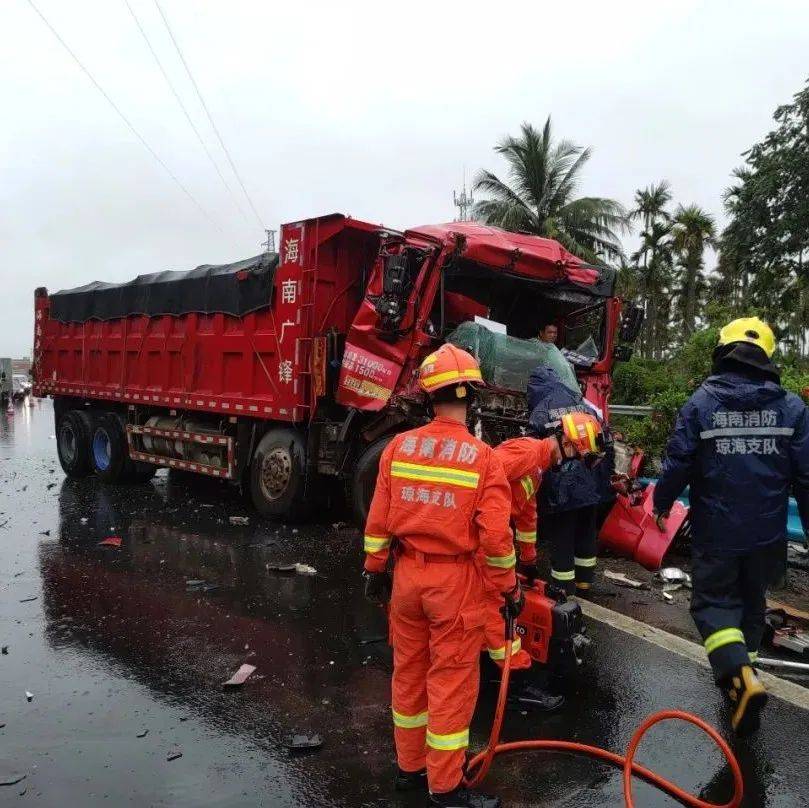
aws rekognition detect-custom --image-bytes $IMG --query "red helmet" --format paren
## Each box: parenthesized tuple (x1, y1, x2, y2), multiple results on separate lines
(418, 344, 483, 398)
(559, 411, 605, 457)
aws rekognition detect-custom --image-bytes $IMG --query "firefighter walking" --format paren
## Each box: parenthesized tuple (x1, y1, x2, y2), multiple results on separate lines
(654, 318, 809, 735)
(362, 344, 520, 808)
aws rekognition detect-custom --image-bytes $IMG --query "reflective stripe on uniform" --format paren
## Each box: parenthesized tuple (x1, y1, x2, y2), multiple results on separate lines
(488, 637, 522, 661)
(420, 368, 482, 390)
(699, 427, 794, 439)
(704, 627, 746, 655)
(552, 568, 575, 581)
(515, 529, 536, 544)
(485, 550, 516, 569)
(574, 556, 597, 568)
(426, 727, 469, 751)
(520, 475, 535, 498)
(584, 419, 598, 452)
(390, 461, 480, 489)
(392, 708, 428, 729)
(364, 534, 391, 553)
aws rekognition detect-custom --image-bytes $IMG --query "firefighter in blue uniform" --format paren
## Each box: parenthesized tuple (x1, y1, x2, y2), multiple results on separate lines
(653, 317, 809, 735)
(527, 366, 605, 595)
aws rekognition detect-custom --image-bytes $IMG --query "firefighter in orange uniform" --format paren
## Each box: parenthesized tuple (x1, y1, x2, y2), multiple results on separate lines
(363, 344, 520, 808)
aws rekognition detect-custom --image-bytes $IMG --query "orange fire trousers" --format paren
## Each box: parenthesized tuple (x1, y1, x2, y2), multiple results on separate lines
(389, 552, 485, 794)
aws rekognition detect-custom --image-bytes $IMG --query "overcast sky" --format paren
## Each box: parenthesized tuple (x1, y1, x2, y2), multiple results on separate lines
(2, 0, 808, 357)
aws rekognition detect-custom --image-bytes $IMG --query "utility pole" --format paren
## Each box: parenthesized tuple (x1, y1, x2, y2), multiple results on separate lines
(453, 169, 475, 222)
(261, 228, 276, 254)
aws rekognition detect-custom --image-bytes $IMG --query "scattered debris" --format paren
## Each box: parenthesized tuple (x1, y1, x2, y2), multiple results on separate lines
(223, 663, 257, 688)
(661, 591, 674, 603)
(767, 598, 809, 623)
(25, 691, 33, 703)
(166, 748, 183, 762)
(603, 570, 646, 589)
(98, 537, 122, 548)
(46, 482, 56, 490)
(229, 516, 249, 526)
(80, 518, 88, 524)
(136, 729, 149, 738)
(1, 646, 7, 655)
(266, 562, 297, 573)
(185, 579, 206, 589)
(357, 634, 387, 646)
(294, 563, 317, 576)
(0, 723, 6, 729)
(661, 583, 683, 594)
(18, 597, 38, 603)
(39, 530, 50, 536)
(0, 773, 26, 787)
(658, 567, 692, 587)
(287, 733, 322, 753)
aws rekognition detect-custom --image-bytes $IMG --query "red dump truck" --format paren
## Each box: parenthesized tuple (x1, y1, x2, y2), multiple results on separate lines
(33, 213, 644, 523)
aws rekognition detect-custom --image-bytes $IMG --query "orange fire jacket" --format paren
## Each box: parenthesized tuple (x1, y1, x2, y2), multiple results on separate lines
(363, 416, 516, 593)
(492, 437, 558, 564)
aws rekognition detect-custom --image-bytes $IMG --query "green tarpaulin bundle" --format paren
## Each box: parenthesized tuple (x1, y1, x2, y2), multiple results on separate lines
(446, 322, 579, 394)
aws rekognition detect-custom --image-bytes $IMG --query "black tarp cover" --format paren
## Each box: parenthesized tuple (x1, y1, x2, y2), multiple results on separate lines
(50, 253, 279, 323)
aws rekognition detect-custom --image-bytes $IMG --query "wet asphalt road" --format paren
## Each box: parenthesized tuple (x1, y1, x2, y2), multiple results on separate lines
(1, 399, 808, 807)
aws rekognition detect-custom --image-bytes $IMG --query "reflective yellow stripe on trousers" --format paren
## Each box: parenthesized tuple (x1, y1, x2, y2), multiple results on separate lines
(488, 637, 522, 661)
(392, 708, 428, 729)
(515, 529, 536, 544)
(426, 727, 469, 751)
(704, 627, 745, 655)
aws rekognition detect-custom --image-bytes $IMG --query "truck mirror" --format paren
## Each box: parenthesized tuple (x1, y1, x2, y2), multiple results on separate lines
(618, 303, 644, 344)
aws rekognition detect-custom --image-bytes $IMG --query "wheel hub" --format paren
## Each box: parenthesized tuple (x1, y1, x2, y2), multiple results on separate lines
(260, 447, 292, 500)
(60, 424, 77, 464)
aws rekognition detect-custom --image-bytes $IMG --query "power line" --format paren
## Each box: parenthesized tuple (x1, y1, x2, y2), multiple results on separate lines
(25, 0, 223, 234)
(154, 0, 265, 230)
(123, 0, 250, 226)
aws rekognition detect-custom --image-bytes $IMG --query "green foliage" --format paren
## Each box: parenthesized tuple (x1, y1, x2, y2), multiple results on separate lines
(473, 118, 629, 265)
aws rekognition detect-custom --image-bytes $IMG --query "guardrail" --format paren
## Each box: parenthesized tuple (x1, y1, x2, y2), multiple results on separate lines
(609, 404, 653, 417)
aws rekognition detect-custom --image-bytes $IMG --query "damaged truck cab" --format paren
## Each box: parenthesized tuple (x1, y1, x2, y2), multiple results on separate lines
(33, 213, 642, 528)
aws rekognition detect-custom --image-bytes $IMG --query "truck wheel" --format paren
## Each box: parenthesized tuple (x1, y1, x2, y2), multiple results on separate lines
(250, 428, 307, 519)
(90, 413, 133, 484)
(56, 410, 93, 478)
(351, 435, 394, 528)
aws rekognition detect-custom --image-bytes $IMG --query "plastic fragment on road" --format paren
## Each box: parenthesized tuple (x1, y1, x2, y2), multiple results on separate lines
(294, 563, 317, 576)
(136, 729, 149, 738)
(98, 537, 122, 548)
(229, 516, 249, 525)
(25, 691, 33, 702)
(223, 663, 257, 688)
(603, 570, 645, 589)
(287, 733, 322, 753)
(166, 749, 183, 762)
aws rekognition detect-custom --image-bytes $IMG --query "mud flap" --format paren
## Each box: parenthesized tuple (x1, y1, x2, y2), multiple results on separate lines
(598, 483, 688, 571)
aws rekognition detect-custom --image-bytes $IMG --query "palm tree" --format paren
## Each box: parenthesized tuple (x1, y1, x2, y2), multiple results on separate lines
(629, 181, 672, 356)
(671, 204, 717, 338)
(631, 220, 674, 358)
(473, 118, 628, 265)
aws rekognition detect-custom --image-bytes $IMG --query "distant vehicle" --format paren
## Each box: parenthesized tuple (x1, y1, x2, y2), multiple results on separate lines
(0, 358, 12, 403)
(33, 213, 644, 522)
(12, 374, 31, 399)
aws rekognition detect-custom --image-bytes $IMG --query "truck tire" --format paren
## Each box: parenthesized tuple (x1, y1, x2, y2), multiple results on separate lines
(90, 413, 133, 484)
(250, 427, 308, 519)
(351, 435, 394, 528)
(56, 409, 93, 478)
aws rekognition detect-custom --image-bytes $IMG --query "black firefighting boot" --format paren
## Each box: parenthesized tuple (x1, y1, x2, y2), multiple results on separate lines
(724, 665, 768, 736)
(395, 767, 428, 792)
(429, 786, 502, 808)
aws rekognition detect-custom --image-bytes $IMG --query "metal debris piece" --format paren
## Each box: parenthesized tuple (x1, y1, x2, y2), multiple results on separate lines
(755, 656, 809, 672)
(604, 570, 645, 589)
(166, 748, 183, 762)
(662, 591, 674, 603)
(0, 773, 26, 787)
(223, 663, 257, 688)
(287, 733, 323, 753)
(1, 646, 7, 655)
(662, 583, 682, 594)
(658, 567, 692, 586)
(18, 597, 38, 603)
(229, 516, 249, 526)
(25, 691, 33, 703)
(136, 729, 149, 738)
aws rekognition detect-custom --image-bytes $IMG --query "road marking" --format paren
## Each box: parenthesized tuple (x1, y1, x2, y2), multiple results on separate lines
(580, 599, 809, 712)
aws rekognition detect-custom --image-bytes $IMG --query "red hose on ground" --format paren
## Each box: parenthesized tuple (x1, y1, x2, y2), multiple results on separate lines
(464, 639, 744, 808)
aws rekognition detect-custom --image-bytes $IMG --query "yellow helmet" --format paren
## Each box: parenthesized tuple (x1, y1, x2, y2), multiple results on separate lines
(718, 317, 775, 358)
